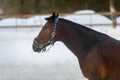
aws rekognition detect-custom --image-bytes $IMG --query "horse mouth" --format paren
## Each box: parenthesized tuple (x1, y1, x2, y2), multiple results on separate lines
(32, 46, 41, 53)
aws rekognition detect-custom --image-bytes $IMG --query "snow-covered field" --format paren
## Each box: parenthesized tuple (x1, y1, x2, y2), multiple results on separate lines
(0, 28, 86, 80)
(0, 10, 120, 80)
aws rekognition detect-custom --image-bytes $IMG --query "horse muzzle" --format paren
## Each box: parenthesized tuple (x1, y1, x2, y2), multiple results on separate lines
(32, 38, 48, 53)
(32, 38, 43, 53)
(32, 45, 41, 53)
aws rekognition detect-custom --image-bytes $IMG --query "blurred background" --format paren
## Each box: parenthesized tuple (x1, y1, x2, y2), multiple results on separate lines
(0, 0, 120, 14)
(0, 0, 119, 27)
(0, 0, 120, 80)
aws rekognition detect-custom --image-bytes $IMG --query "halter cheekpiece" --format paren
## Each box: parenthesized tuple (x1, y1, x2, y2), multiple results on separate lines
(33, 18, 59, 52)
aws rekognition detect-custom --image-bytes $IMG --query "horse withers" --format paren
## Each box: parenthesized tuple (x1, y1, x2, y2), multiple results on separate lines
(32, 12, 120, 80)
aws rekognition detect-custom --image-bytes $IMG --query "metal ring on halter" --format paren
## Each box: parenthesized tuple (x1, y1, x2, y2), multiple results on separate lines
(51, 32, 56, 38)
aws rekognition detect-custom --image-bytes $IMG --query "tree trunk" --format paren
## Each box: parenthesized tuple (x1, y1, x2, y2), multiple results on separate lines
(109, 0, 117, 27)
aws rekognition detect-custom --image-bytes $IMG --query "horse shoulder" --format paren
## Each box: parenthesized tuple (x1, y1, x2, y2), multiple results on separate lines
(80, 45, 106, 79)
(96, 38, 120, 77)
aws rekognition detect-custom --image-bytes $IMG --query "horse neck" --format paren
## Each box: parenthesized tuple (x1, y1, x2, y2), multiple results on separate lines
(56, 19, 103, 61)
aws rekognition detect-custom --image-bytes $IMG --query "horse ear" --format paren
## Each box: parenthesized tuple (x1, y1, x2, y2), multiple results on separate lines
(56, 13, 59, 18)
(45, 12, 58, 21)
(45, 12, 55, 21)
(52, 12, 56, 18)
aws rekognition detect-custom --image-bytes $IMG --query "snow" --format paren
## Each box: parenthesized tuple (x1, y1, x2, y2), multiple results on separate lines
(64, 10, 112, 25)
(117, 16, 120, 23)
(0, 29, 86, 80)
(0, 10, 120, 80)
(0, 16, 47, 27)
(26, 16, 47, 26)
(63, 14, 112, 25)
(74, 10, 95, 14)
(0, 29, 75, 64)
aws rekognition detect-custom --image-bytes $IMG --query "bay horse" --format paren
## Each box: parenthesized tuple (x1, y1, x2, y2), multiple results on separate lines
(32, 12, 120, 80)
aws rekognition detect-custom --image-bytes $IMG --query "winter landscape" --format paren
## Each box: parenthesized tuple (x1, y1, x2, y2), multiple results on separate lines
(0, 10, 120, 80)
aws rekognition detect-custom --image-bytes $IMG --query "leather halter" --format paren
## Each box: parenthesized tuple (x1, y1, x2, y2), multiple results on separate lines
(33, 18, 59, 52)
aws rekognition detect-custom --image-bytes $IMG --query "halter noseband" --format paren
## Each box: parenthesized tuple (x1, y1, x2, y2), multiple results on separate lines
(33, 18, 59, 52)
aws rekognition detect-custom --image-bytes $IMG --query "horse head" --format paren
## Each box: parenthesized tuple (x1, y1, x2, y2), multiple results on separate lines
(32, 12, 59, 52)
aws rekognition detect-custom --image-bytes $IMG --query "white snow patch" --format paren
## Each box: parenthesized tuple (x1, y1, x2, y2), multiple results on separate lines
(74, 10, 95, 14)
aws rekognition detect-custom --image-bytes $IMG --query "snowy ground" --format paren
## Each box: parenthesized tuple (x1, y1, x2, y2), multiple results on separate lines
(0, 27, 120, 80)
(0, 28, 87, 80)
(0, 10, 120, 80)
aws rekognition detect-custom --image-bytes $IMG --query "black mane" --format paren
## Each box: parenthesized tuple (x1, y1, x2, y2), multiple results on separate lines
(59, 18, 108, 38)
